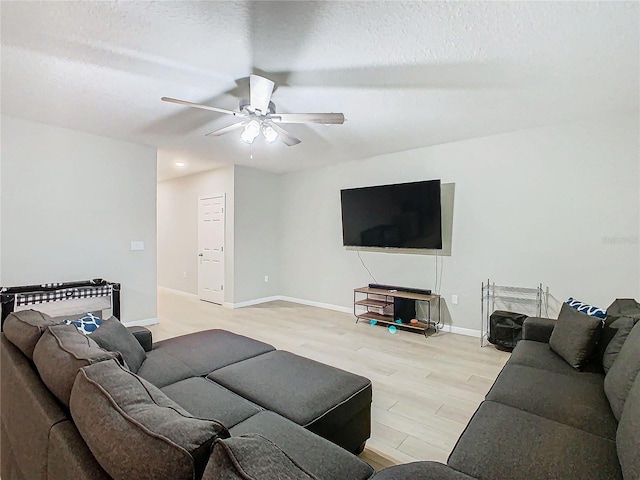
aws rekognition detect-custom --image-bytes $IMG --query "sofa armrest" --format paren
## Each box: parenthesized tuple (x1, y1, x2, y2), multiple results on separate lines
(522, 317, 556, 343)
(126, 326, 152, 352)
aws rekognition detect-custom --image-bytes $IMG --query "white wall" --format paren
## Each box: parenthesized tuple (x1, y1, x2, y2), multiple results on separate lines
(0, 117, 3, 287)
(279, 113, 640, 331)
(157, 166, 235, 301)
(1, 116, 157, 322)
(233, 165, 281, 303)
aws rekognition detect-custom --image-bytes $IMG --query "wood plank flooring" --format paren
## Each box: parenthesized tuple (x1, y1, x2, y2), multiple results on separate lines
(151, 287, 510, 471)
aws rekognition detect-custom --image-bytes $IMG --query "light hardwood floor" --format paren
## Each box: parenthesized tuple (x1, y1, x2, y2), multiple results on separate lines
(151, 287, 510, 471)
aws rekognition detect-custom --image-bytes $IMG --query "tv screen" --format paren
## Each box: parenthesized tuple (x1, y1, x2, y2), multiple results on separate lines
(340, 180, 442, 249)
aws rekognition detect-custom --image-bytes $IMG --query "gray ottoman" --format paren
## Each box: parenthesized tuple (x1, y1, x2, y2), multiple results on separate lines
(137, 329, 275, 387)
(208, 350, 372, 453)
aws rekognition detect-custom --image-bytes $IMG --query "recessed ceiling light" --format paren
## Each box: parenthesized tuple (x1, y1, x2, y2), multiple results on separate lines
(175, 161, 186, 167)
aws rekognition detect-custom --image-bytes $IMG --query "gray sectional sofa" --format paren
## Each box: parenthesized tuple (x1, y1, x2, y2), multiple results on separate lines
(2, 301, 639, 480)
(1, 310, 374, 480)
(373, 301, 640, 480)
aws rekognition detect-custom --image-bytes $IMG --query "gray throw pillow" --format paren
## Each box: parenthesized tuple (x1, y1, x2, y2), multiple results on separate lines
(32, 324, 125, 407)
(602, 317, 636, 373)
(549, 303, 602, 370)
(604, 321, 640, 420)
(203, 434, 318, 480)
(3, 309, 60, 360)
(89, 316, 147, 373)
(70, 360, 229, 480)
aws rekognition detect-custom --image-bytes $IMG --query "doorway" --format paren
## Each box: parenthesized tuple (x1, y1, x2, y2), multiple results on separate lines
(198, 194, 225, 304)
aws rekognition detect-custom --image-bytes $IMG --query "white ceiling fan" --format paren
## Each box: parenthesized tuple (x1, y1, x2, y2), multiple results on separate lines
(161, 74, 345, 146)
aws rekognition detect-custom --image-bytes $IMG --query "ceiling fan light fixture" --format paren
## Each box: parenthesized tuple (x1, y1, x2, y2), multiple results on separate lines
(241, 120, 261, 144)
(262, 124, 279, 143)
(162, 74, 342, 147)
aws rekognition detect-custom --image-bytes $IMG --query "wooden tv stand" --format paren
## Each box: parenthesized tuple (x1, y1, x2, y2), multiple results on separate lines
(353, 286, 442, 338)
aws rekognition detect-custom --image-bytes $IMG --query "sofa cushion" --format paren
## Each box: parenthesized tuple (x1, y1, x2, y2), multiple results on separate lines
(374, 462, 475, 480)
(617, 372, 640, 480)
(3, 309, 59, 360)
(507, 340, 603, 381)
(161, 377, 262, 429)
(208, 350, 372, 442)
(604, 320, 640, 420)
(70, 360, 229, 480)
(230, 411, 374, 480)
(203, 434, 317, 480)
(602, 317, 636, 374)
(549, 303, 602, 369)
(32, 324, 124, 407)
(137, 329, 275, 387)
(486, 364, 617, 439)
(448, 401, 622, 480)
(88, 316, 147, 373)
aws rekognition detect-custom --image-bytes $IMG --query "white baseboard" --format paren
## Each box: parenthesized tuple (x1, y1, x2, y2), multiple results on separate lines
(278, 296, 353, 314)
(230, 296, 281, 309)
(123, 317, 159, 327)
(440, 324, 481, 338)
(158, 286, 198, 299)
(229, 295, 352, 314)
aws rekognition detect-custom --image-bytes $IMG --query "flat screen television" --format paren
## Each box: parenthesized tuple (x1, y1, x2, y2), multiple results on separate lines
(340, 180, 442, 249)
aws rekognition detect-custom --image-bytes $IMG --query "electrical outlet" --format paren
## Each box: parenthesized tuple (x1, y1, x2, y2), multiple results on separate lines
(452, 294, 459, 305)
(264, 275, 269, 283)
(183, 272, 187, 279)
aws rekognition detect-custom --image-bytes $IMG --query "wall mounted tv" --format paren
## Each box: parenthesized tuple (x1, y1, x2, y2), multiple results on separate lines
(340, 180, 442, 249)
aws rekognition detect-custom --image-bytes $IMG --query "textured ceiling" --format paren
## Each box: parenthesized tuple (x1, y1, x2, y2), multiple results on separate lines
(1, 1, 638, 181)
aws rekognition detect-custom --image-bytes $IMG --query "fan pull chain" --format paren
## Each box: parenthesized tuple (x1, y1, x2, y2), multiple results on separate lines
(249, 143, 253, 160)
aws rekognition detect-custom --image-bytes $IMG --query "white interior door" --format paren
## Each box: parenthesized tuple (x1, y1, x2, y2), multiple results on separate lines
(198, 194, 225, 304)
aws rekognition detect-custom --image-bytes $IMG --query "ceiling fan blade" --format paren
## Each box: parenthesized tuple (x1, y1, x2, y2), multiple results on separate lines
(271, 113, 345, 124)
(161, 97, 245, 117)
(205, 121, 248, 137)
(268, 122, 302, 146)
(249, 74, 275, 114)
